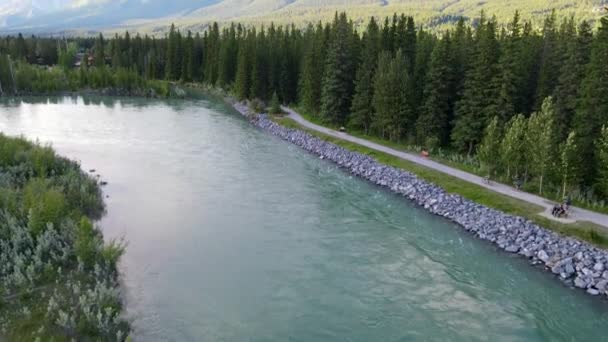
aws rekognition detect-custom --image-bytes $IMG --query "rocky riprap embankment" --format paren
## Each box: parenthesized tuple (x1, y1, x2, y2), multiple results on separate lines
(234, 102, 608, 298)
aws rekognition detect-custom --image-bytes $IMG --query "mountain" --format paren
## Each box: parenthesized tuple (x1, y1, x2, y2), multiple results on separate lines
(0, 0, 220, 34)
(1, 0, 606, 35)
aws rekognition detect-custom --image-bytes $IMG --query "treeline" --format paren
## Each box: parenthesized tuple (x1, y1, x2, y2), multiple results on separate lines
(1, 11, 607, 201)
(0, 39, 169, 96)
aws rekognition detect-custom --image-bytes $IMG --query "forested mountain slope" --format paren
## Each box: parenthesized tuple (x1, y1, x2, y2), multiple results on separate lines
(121, 0, 608, 33)
(2, 0, 606, 34)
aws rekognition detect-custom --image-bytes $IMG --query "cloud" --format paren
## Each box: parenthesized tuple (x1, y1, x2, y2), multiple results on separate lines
(70, 0, 114, 8)
(0, 0, 31, 16)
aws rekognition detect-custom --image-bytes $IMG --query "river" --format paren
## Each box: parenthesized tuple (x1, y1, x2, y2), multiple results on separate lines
(1, 96, 607, 341)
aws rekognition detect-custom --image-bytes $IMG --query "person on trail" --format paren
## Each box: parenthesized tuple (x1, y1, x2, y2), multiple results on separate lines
(552, 204, 560, 217)
(513, 177, 522, 190)
(564, 196, 572, 211)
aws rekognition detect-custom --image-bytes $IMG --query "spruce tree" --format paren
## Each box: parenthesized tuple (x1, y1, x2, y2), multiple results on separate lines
(299, 22, 326, 116)
(349, 17, 380, 134)
(217, 24, 238, 87)
(574, 16, 608, 186)
(452, 14, 499, 154)
(409, 29, 435, 125)
(193, 32, 204, 81)
(381, 17, 393, 52)
(416, 31, 454, 147)
(279, 26, 301, 104)
(204, 23, 221, 85)
(181, 31, 194, 82)
(597, 125, 608, 197)
(535, 10, 559, 110)
(94, 33, 105, 68)
(518, 21, 542, 115)
(165, 24, 178, 80)
(372, 50, 410, 141)
(488, 11, 523, 124)
(320, 13, 356, 125)
(270, 91, 281, 114)
(451, 18, 472, 108)
(250, 28, 270, 100)
(234, 30, 253, 101)
(553, 20, 593, 142)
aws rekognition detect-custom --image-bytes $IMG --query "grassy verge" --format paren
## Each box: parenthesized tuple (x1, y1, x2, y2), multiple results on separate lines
(272, 115, 608, 248)
(290, 106, 608, 215)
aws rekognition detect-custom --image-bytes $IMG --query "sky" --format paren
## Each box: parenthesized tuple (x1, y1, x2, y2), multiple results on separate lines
(0, 0, 215, 30)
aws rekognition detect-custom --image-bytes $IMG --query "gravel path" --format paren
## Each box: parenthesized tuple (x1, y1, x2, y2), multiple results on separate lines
(283, 106, 608, 229)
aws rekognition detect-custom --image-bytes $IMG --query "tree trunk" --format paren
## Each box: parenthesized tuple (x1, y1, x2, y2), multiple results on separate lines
(539, 174, 544, 195)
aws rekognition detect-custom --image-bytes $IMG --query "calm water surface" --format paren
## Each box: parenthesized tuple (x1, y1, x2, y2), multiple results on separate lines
(1, 96, 607, 341)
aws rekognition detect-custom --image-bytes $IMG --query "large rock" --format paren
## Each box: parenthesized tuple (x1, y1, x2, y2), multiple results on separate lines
(594, 262, 605, 272)
(574, 277, 587, 289)
(505, 245, 520, 253)
(538, 250, 549, 263)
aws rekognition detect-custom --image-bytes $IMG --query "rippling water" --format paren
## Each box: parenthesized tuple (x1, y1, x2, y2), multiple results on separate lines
(1, 96, 608, 341)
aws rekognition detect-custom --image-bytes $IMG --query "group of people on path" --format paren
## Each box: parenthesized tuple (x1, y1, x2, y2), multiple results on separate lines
(552, 197, 572, 218)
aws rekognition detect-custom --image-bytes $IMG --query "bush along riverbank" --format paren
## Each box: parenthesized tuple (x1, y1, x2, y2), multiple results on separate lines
(0, 134, 129, 340)
(234, 102, 608, 299)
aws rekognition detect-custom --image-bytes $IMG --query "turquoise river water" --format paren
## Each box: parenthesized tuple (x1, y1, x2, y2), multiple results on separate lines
(1, 96, 608, 341)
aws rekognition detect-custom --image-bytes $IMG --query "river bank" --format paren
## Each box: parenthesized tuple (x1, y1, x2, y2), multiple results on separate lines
(233, 101, 608, 299)
(0, 83, 191, 100)
(0, 134, 128, 340)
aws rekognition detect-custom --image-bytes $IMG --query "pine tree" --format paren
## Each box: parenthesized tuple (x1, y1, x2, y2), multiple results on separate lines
(452, 14, 499, 154)
(320, 13, 356, 125)
(349, 17, 380, 134)
(477, 116, 501, 177)
(527, 97, 556, 194)
(597, 125, 608, 197)
(573, 16, 608, 186)
(416, 31, 454, 147)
